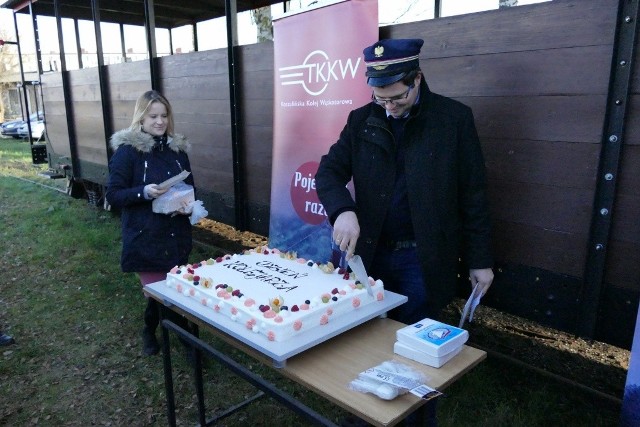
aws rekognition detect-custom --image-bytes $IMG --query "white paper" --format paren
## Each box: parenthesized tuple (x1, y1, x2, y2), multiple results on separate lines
(459, 283, 482, 328)
(156, 170, 191, 190)
(360, 367, 424, 390)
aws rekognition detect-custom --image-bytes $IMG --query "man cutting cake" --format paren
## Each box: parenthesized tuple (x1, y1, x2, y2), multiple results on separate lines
(315, 38, 494, 326)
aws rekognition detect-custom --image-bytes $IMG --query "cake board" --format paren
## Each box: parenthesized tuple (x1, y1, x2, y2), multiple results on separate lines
(144, 280, 407, 367)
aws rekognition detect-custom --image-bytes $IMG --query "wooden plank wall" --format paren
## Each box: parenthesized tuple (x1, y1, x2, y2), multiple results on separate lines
(42, 65, 134, 184)
(236, 42, 275, 231)
(41, 72, 71, 158)
(67, 67, 108, 167)
(158, 49, 235, 222)
(37, 0, 639, 345)
(157, 43, 275, 230)
(383, 0, 640, 345)
(611, 31, 640, 292)
(385, 0, 616, 282)
(105, 61, 151, 135)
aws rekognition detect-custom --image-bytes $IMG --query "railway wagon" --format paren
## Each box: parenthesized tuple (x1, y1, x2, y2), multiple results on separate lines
(4, 0, 640, 349)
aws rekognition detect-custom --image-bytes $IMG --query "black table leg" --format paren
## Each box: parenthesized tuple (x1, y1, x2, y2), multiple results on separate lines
(160, 308, 177, 427)
(190, 322, 207, 426)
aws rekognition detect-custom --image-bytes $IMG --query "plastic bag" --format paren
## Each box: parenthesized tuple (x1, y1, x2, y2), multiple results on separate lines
(151, 182, 208, 224)
(348, 360, 429, 400)
(349, 374, 403, 400)
(189, 200, 208, 225)
(152, 182, 194, 214)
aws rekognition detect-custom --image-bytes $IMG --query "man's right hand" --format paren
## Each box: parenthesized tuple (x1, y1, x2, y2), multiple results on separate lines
(333, 211, 360, 260)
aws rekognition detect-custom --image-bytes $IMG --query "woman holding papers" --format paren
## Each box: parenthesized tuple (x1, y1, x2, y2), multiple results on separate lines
(106, 90, 195, 356)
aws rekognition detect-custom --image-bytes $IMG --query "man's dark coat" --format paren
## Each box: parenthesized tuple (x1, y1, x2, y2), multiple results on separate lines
(316, 80, 493, 316)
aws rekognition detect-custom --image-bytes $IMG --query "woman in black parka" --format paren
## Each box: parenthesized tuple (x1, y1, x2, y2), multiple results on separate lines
(106, 90, 194, 356)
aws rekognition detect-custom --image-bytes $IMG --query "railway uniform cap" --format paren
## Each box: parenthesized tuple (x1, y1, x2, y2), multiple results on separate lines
(363, 38, 424, 87)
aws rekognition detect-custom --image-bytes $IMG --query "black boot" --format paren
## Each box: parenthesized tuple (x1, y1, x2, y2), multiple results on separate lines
(142, 299, 160, 356)
(0, 331, 15, 347)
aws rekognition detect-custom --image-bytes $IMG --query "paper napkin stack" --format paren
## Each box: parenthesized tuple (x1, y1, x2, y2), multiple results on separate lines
(394, 318, 468, 368)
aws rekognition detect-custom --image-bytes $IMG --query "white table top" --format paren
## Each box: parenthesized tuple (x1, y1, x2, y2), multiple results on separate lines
(144, 280, 408, 366)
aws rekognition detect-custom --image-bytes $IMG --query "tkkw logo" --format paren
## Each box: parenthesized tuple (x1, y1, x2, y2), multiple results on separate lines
(278, 50, 362, 96)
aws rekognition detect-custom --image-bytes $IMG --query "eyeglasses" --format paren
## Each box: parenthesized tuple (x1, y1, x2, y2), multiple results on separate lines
(371, 84, 414, 106)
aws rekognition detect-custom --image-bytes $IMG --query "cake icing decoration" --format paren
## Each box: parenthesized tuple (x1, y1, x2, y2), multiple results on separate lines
(164, 245, 385, 342)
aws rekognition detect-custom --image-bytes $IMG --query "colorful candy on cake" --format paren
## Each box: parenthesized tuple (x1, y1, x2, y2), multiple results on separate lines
(164, 246, 385, 342)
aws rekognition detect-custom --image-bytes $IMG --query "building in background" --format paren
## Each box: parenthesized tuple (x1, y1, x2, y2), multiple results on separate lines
(0, 37, 38, 123)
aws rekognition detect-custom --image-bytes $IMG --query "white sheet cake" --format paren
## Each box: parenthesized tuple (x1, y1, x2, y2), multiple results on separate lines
(164, 246, 385, 342)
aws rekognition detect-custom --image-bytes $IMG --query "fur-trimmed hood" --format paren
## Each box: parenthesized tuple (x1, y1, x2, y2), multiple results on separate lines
(109, 129, 190, 154)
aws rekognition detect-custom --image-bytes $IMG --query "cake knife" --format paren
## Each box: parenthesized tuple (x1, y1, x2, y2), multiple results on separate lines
(348, 255, 374, 297)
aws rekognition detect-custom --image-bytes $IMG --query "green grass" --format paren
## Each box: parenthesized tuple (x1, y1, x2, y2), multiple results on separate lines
(0, 141, 622, 426)
(0, 137, 68, 192)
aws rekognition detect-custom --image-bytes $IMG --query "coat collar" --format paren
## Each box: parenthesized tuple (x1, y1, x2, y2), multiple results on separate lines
(109, 129, 190, 154)
(362, 79, 438, 155)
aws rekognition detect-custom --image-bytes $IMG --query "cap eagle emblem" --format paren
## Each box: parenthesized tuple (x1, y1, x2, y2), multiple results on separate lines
(374, 45, 384, 57)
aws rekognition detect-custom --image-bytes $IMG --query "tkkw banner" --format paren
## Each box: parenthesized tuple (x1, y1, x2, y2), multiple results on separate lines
(268, 0, 378, 263)
(621, 302, 640, 426)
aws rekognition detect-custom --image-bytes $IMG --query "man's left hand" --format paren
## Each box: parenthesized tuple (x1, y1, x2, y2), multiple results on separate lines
(469, 268, 494, 297)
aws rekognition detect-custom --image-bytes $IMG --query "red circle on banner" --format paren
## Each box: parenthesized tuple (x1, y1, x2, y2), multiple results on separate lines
(290, 162, 326, 225)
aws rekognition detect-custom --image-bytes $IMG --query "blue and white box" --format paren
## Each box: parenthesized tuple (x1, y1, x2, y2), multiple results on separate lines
(394, 341, 463, 368)
(395, 318, 468, 366)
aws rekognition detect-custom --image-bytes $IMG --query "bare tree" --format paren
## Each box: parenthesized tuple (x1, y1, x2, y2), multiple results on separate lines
(500, 0, 519, 7)
(0, 85, 5, 123)
(393, 0, 422, 23)
(251, 6, 273, 42)
(0, 28, 19, 123)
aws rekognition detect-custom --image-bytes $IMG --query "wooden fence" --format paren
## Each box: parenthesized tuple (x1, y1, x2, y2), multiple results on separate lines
(39, 0, 639, 348)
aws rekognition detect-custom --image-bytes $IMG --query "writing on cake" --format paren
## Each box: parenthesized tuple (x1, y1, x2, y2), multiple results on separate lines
(223, 259, 308, 291)
(165, 246, 385, 342)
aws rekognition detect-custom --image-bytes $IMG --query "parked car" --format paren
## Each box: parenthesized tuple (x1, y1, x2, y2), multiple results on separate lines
(1, 112, 43, 139)
(17, 117, 45, 140)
